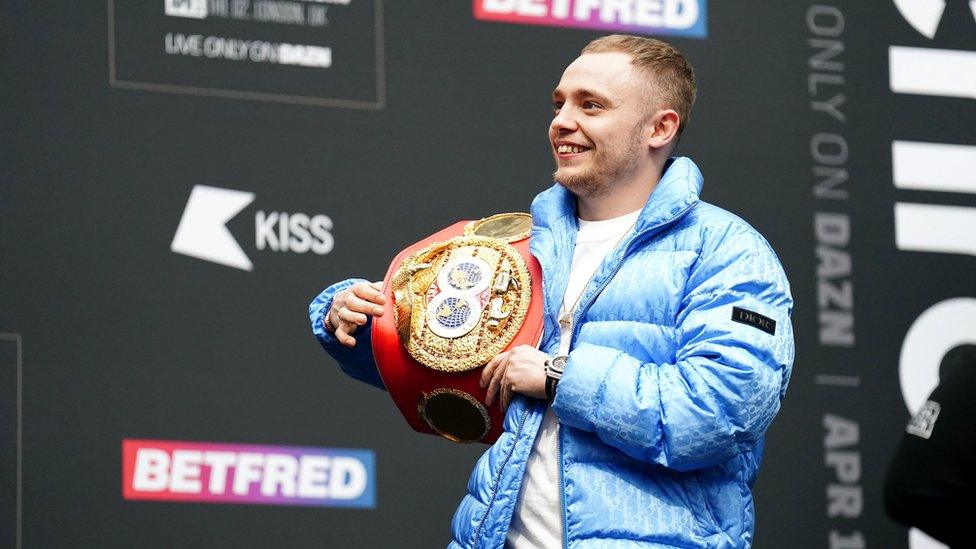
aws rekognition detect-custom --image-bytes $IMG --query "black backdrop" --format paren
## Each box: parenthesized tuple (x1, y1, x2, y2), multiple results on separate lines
(3, 1, 974, 547)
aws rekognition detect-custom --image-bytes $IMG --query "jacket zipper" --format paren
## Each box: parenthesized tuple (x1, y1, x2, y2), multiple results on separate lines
(568, 201, 696, 347)
(556, 201, 697, 548)
(558, 423, 568, 548)
(471, 407, 531, 547)
(537, 232, 571, 549)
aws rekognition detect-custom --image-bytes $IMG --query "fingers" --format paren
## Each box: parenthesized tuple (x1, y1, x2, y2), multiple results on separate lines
(480, 353, 504, 388)
(500, 378, 514, 411)
(333, 323, 357, 347)
(342, 294, 382, 320)
(340, 283, 384, 320)
(333, 303, 368, 348)
(329, 307, 360, 348)
(481, 351, 508, 407)
(336, 306, 368, 326)
(327, 281, 386, 348)
(486, 346, 550, 406)
(352, 282, 386, 309)
(485, 354, 510, 407)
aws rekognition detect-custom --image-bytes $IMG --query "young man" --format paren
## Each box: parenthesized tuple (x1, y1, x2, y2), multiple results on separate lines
(310, 35, 794, 548)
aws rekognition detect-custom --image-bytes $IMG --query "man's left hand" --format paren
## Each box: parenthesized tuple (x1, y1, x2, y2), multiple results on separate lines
(480, 345, 549, 411)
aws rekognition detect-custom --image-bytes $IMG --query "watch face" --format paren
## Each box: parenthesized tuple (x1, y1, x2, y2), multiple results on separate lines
(548, 355, 567, 378)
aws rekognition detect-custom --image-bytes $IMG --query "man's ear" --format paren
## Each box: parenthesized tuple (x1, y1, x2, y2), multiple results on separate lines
(646, 109, 680, 152)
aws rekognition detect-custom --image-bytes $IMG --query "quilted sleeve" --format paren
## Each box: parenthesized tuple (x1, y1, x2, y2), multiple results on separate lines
(309, 278, 386, 390)
(551, 227, 795, 471)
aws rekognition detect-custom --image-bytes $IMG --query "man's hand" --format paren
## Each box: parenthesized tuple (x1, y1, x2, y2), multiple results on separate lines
(327, 281, 385, 347)
(480, 345, 549, 411)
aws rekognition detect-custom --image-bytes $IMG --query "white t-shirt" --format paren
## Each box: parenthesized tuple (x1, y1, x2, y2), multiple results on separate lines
(505, 209, 640, 548)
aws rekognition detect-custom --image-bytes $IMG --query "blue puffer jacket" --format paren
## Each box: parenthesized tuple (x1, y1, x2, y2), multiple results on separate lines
(310, 157, 795, 548)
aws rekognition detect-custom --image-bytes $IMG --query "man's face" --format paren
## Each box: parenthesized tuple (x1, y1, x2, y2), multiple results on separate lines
(549, 52, 652, 198)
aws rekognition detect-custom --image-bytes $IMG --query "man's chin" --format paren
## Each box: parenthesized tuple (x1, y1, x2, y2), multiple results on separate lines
(554, 169, 605, 198)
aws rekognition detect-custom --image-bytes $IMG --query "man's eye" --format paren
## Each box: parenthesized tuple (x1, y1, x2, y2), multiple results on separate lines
(552, 102, 563, 113)
(582, 101, 601, 110)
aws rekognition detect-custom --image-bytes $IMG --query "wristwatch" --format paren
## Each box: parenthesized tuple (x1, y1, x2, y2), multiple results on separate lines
(544, 355, 568, 401)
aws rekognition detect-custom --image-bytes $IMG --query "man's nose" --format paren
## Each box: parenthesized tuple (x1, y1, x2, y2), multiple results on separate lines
(550, 107, 578, 133)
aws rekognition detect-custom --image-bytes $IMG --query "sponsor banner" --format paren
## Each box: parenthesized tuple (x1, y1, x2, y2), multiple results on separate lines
(122, 439, 375, 508)
(108, 0, 385, 109)
(473, 0, 707, 39)
(170, 185, 335, 271)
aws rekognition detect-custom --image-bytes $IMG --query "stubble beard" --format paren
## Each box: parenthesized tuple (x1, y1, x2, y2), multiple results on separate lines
(553, 124, 645, 199)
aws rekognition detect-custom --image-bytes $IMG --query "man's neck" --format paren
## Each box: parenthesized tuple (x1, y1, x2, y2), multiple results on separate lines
(576, 159, 665, 221)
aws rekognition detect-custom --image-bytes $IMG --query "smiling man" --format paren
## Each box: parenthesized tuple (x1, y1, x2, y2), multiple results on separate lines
(310, 35, 794, 548)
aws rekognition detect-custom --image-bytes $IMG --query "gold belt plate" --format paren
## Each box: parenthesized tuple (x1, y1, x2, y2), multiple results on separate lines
(390, 233, 532, 373)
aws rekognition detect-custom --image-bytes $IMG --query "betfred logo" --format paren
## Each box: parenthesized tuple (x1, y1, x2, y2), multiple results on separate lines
(122, 439, 375, 508)
(474, 0, 707, 38)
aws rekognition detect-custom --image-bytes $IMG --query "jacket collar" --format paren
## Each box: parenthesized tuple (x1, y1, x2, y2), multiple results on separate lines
(530, 156, 703, 236)
(528, 157, 704, 349)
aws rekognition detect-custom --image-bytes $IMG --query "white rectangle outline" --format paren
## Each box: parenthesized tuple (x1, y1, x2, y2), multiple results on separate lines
(107, 0, 386, 110)
(1, 334, 22, 549)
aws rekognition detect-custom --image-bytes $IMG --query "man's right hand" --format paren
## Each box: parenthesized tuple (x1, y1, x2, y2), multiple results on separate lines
(327, 281, 386, 347)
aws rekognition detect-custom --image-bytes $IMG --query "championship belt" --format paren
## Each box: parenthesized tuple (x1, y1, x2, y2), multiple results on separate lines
(371, 213, 544, 444)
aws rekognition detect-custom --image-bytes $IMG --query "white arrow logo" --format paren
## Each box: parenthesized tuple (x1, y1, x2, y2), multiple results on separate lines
(171, 185, 255, 271)
(893, 0, 976, 39)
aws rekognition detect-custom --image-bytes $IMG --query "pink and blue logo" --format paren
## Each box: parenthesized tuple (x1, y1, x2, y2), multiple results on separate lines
(122, 439, 375, 508)
(474, 0, 707, 39)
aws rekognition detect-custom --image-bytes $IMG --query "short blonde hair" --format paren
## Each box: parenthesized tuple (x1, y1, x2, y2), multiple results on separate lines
(582, 34, 697, 134)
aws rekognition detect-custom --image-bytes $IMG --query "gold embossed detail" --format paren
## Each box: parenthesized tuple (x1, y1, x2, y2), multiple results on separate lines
(463, 212, 532, 243)
(418, 388, 490, 443)
(390, 241, 449, 344)
(390, 234, 532, 372)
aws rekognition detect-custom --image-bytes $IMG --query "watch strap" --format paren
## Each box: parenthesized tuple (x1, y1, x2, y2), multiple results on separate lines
(544, 355, 567, 401)
(545, 375, 559, 402)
